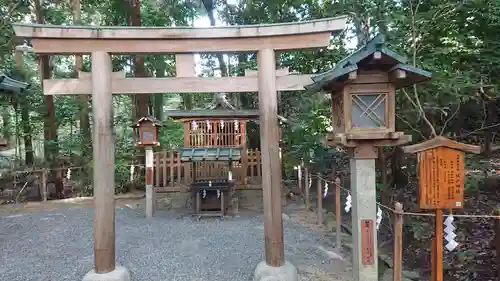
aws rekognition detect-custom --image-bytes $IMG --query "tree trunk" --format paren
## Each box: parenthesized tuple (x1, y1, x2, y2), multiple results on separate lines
(35, 0, 62, 197)
(483, 98, 497, 155)
(20, 97, 33, 165)
(353, 0, 369, 47)
(72, 0, 91, 159)
(153, 56, 165, 120)
(205, 6, 233, 106)
(206, 12, 229, 78)
(128, 0, 150, 119)
(35, 0, 58, 163)
(2, 101, 11, 140)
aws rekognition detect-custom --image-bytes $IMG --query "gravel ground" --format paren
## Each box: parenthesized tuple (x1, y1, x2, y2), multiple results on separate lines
(0, 207, 349, 281)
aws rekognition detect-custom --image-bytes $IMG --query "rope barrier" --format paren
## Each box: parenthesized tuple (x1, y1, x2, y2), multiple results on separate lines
(9, 162, 148, 175)
(309, 173, 500, 220)
(9, 163, 500, 219)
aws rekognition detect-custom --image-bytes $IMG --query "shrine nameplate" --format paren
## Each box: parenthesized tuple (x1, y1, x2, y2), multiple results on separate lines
(418, 147, 464, 209)
(361, 219, 374, 265)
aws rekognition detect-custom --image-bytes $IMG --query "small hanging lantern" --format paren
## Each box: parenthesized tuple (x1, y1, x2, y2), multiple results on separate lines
(131, 116, 163, 147)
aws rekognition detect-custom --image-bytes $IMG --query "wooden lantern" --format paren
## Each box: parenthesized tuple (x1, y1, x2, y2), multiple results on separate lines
(306, 34, 432, 147)
(402, 136, 480, 210)
(131, 116, 162, 147)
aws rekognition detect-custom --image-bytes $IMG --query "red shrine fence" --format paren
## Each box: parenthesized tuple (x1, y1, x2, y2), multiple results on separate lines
(152, 148, 262, 191)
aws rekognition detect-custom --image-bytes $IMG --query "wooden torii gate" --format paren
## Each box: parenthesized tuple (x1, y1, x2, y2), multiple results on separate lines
(12, 16, 347, 281)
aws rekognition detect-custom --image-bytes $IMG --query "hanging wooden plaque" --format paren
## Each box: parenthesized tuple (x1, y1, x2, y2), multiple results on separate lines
(418, 147, 464, 209)
(361, 219, 374, 265)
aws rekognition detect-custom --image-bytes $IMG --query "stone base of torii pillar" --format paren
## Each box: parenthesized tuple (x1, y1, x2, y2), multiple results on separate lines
(253, 261, 298, 281)
(82, 266, 130, 281)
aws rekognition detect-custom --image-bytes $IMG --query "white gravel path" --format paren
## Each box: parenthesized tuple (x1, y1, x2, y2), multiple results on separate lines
(0, 207, 349, 281)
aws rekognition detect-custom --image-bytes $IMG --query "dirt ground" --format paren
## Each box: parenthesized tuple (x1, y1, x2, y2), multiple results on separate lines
(0, 192, 144, 215)
(0, 193, 352, 281)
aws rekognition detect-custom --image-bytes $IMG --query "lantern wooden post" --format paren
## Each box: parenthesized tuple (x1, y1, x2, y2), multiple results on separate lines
(402, 136, 480, 281)
(316, 176, 323, 225)
(335, 177, 342, 250)
(145, 147, 155, 218)
(304, 167, 310, 209)
(253, 48, 297, 281)
(393, 202, 404, 281)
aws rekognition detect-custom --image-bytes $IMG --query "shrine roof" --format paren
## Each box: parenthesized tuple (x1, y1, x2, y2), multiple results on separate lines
(305, 34, 432, 93)
(0, 73, 29, 94)
(180, 147, 242, 162)
(402, 136, 481, 154)
(131, 115, 163, 127)
(167, 110, 259, 120)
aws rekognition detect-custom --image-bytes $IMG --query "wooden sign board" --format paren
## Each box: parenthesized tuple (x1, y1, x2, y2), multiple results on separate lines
(418, 147, 464, 209)
(361, 219, 374, 265)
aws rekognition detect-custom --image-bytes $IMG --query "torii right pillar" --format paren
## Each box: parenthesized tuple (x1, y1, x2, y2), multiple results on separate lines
(253, 48, 298, 281)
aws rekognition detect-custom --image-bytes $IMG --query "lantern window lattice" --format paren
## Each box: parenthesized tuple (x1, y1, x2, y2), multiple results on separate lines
(351, 93, 387, 129)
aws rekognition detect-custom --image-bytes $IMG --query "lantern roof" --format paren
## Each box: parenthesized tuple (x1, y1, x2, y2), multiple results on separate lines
(180, 147, 242, 162)
(166, 109, 260, 120)
(305, 34, 432, 93)
(402, 136, 481, 154)
(131, 115, 163, 127)
(0, 73, 29, 94)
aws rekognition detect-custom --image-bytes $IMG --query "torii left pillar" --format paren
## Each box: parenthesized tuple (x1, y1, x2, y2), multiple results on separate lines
(82, 51, 130, 281)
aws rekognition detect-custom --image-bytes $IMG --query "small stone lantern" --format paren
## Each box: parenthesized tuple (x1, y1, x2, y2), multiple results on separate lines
(306, 34, 432, 148)
(131, 116, 162, 147)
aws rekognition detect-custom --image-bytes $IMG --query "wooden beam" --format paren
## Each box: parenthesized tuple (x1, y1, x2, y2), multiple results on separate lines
(12, 16, 347, 39)
(78, 70, 125, 79)
(257, 48, 285, 267)
(29, 33, 333, 54)
(245, 67, 289, 77)
(175, 54, 196, 77)
(43, 75, 314, 95)
(91, 51, 116, 273)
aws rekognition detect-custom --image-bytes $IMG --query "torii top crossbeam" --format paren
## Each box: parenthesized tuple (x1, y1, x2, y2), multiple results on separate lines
(11, 16, 347, 54)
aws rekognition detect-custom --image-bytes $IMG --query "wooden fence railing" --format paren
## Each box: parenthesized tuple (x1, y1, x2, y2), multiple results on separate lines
(296, 166, 500, 281)
(152, 148, 262, 188)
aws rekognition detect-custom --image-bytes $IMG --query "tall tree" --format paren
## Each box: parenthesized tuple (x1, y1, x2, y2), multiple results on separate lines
(72, 0, 91, 159)
(34, 0, 58, 163)
(128, 0, 150, 119)
(153, 56, 166, 120)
